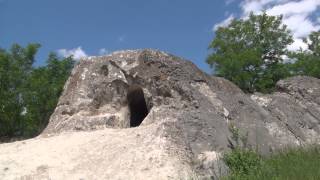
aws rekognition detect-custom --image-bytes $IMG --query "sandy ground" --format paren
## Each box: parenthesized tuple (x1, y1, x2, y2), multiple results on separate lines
(0, 124, 194, 180)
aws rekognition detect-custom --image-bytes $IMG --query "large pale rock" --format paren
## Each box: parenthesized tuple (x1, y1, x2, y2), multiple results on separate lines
(0, 49, 319, 179)
(251, 76, 320, 145)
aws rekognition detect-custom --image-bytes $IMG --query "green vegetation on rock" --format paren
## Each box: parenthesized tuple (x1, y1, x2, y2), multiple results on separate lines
(223, 146, 320, 180)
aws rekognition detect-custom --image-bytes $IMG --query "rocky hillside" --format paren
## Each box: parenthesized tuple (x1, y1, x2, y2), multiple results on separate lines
(1, 49, 319, 179)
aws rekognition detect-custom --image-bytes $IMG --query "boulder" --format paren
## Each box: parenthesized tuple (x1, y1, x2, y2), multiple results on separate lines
(1, 49, 319, 179)
(251, 76, 320, 145)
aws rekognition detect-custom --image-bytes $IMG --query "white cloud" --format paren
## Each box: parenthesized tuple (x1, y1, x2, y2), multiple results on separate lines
(99, 48, 109, 55)
(219, 0, 320, 51)
(282, 14, 320, 38)
(213, 14, 235, 31)
(266, 0, 320, 16)
(264, 0, 320, 40)
(57, 47, 88, 60)
(287, 38, 308, 51)
(241, 0, 277, 15)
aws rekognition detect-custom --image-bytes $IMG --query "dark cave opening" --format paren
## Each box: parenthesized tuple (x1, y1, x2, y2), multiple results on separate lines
(127, 85, 149, 127)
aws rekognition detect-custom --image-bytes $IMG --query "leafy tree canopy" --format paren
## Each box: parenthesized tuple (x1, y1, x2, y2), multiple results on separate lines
(290, 31, 320, 78)
(207, 12, 293, 93)
(0, 43, 74, 141)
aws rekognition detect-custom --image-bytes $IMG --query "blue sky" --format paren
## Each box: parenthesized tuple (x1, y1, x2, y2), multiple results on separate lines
(1, 0, 320, 73)
(0, 0, 240, 73)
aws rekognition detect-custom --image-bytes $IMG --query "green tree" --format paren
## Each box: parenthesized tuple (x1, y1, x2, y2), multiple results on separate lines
(0, 44, 41, 138)
(0, 44, 74, 140)
(23, 53, 74, 136)
(307, 31, 320, 56)
(290, 31, 320, 78)
(207, 12, 293, 93)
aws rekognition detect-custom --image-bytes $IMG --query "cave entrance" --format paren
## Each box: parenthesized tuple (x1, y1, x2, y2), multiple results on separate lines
(127, 85, 149, 127)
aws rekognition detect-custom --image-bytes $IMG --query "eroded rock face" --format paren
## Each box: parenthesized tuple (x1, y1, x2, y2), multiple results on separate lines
(1, 49, 320, 179)
(251, 76, 320, 145)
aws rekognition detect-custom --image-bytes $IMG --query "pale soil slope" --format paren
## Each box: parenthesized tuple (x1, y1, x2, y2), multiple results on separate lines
(0, 124, 194, 180)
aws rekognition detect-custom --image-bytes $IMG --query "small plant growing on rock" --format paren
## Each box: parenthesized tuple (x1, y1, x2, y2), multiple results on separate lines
(223, 123, 262, 179)
(227, 123, 249, 150)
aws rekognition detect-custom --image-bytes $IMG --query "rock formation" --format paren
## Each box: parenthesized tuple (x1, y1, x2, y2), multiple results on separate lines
(0, 49, 319, 179)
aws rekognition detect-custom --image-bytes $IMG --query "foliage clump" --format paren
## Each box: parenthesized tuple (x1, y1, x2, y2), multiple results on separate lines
(290, 31, 320, 79)
(207, 12, 320, 93)
(223, 146, 320, 180)
(224, 124, 320, 180)
(0, 43, 74, 141)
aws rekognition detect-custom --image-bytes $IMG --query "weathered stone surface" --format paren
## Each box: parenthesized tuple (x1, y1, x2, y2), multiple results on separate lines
(0, 49, 319, 179)
(251, 76, 320, 145)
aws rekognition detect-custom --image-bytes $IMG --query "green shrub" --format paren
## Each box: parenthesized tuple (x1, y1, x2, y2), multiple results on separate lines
(223, 146, 320, 180)
(223, 148, 262, 180)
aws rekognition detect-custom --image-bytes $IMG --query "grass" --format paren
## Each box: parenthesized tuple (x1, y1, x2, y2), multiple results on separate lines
(222, 146, 320, 180)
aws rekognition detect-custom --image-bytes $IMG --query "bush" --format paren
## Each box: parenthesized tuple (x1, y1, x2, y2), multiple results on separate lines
(223, 148, 262, 180)
(222, 146, 320, 180)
